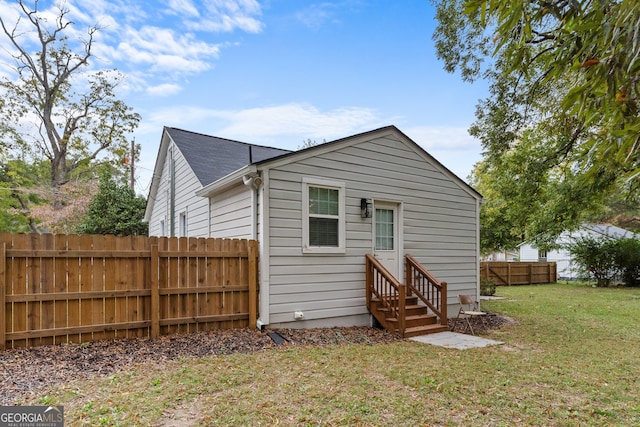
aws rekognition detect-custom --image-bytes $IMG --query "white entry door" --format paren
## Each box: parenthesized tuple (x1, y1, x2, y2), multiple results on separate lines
(374, 203, 399, 279)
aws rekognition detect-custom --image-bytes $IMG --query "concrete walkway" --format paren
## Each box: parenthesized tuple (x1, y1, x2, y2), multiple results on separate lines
(410, 331, 504, 350)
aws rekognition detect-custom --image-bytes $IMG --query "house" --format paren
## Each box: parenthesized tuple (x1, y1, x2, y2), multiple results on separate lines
(481, 249, 518, 262)
(519, 223, 638, 279)
(144, 125, 483, 334)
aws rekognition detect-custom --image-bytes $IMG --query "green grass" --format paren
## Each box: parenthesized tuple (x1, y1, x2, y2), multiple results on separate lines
(30, 282, 640, 426)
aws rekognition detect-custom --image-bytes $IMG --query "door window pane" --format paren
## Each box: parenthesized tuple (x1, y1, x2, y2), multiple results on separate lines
(375, 208, 394, 250)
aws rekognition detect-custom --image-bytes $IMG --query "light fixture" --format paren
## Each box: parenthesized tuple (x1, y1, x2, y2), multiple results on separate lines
(360, 198, 372, 219)
(242, 173, 263, 189)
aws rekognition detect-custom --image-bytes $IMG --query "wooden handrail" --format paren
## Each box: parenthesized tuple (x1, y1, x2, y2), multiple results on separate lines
(365, 254, 406, 336)
(405, 254, 447, 327)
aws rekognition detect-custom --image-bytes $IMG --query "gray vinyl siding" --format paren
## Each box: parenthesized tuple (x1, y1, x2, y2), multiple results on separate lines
(210, 185, 253, 239)
(265, 134, 478, 325)
(147, 142, 209, 237)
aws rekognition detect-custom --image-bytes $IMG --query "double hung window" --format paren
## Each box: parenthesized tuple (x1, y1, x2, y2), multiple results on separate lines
(302, 178, 345, 253)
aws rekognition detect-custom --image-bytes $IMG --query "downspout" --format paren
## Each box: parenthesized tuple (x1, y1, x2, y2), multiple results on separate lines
(242, 173, 262, 240)
(169, 147, 176, 237)
(243, 172, 263, 329)
(476, 197, 482, 310)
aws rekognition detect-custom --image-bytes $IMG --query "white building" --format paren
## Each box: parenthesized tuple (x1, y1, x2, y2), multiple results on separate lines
(519, 223, 637, 279)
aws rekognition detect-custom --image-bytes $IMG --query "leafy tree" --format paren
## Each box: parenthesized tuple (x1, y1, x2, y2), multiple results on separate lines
(0, 1, 140, 210)
(434, 0, 639, 246)
(297, 138, 327, 150)
(78, 174, 148, 236)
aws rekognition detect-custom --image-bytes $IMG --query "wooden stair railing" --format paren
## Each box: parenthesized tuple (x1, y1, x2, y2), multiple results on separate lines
(405, 254, 448, 328)
(366, 254, 448, 337)
(365, 254, 406, 335)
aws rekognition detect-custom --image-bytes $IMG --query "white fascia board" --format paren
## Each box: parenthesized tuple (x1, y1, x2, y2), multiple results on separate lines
(143, 129, 172, 222)
(195, 165, 257, 197)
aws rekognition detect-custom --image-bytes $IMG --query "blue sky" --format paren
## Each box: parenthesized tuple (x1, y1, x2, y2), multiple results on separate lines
(0, 0, 488, 195)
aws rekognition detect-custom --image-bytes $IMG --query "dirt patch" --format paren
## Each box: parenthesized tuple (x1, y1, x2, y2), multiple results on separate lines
(0, 318, 513, 406)
(449, 312, 518, 334)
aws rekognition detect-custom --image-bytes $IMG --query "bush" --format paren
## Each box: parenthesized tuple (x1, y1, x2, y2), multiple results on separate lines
(77, 173, 148, 236)
(614, 238, 640, 287)
(480, 277, 497, 296)
(566, 235, 640, 287)
(566, 235, 618, 287)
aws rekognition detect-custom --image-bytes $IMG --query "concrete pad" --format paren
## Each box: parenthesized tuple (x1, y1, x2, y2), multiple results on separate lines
(480, 296, 506, 300)
(410, 331, 504, 350)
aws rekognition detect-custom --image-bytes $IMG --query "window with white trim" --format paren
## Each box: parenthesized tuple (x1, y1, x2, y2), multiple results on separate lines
(302, 178, 345, 253)
(179, 212, 187, 237)
(538, 249, 547, 261)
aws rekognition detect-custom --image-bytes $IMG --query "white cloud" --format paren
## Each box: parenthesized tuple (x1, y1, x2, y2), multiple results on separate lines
(138, 103, 383, 144)
(218, 103, 381, 141)
(108, 26, 221, 74)
(146, 83, 183, 96)
(295, 3, 340, 30)
(167, 0, 200, 18)
(179, 0, 263, 33)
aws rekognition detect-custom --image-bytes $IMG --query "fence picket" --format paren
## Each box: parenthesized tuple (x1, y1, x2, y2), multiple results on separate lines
(79, 234, 93, 342)
(11, 234, 27, 348)
(67, 234, 81, 344)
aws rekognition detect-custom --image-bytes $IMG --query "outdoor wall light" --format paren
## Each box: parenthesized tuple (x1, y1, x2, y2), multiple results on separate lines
(360, 198, 372, 219)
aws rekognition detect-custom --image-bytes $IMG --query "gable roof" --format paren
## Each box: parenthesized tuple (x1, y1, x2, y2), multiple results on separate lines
(144, 127, 292, 222)
(147, 125, 483, 220)
(167, 127, 292, 186)
(194, 125, 482, 200)
(256, 125, 483, 200)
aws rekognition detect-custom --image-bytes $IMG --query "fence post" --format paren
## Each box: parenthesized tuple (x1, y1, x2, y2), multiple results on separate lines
(0, 243, 6, 351)
(151, 244, 159, 339)
(248, 240, 258, 328)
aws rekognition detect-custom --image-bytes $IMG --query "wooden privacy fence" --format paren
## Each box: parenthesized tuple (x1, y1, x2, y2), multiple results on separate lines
(0, 233, 258, 350)
(480, 261, 557, 286)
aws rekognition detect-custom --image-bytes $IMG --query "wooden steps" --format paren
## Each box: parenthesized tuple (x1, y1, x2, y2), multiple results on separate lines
(370, 295, 448, 337)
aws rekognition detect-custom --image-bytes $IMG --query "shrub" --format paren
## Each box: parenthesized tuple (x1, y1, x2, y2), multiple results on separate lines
(566, 235, 619, 287)
(567, 235, 640, 287)
(614, 238, 640, 287)
(480, 277, 497, 296)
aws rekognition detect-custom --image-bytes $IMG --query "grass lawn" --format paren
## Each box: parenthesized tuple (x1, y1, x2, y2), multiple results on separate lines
(32, 282, 640, 426)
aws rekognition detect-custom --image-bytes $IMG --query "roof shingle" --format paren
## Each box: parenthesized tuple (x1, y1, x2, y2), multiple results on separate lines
(166, 127, 292, 186)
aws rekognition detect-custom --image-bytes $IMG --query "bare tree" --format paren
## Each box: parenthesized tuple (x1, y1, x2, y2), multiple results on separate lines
(0, 0, 140, 210)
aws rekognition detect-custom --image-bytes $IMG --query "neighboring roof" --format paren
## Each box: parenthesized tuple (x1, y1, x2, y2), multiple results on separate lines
(582, 223, 638, 239)
(166, 127, 292, 186)
(518, 223, 638, 248)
